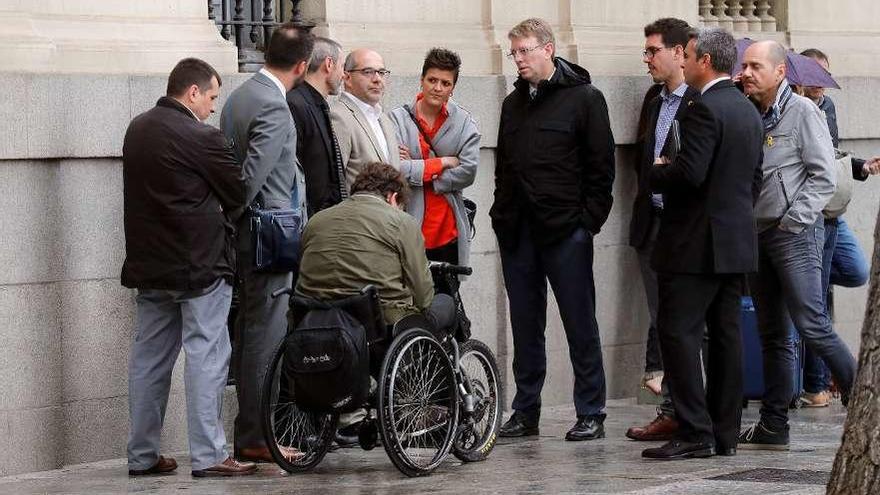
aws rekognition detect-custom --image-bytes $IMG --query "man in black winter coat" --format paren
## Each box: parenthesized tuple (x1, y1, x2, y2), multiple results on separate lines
(490, 18, 616, 442)
(122, 58, 254, 477)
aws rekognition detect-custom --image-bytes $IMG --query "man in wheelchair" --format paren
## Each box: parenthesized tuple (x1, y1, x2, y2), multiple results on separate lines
(295, 161, 456, 444)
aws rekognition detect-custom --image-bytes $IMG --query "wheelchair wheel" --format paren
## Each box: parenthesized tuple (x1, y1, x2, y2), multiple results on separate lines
(378, 328, 459, 477)
(453, 339, 502, 462)
(261, 338, 338, 473)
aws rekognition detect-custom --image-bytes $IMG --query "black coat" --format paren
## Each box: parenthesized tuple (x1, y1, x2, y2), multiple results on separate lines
(287, 82, 344, 216)
(490, 58, 616, 248)
(650, 80, 764, 274)
(121, 97, 245, 290)
(629, 84, 700, 249)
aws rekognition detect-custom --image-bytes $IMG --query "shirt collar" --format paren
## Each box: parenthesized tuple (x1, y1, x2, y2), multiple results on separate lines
(259, 68, 287, 97)
(701, 76, 730, 94)
(345, 91, 383, 118)
(660, 82, 688, 100)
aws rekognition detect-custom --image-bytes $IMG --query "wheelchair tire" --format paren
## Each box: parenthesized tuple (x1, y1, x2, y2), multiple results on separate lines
(260, 338, 338, 473)
(453, 339, 502, 463)
(378, 328, 459, 477)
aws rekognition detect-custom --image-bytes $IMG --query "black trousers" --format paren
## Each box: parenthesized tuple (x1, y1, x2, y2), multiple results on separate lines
(656, 272, 743, 447)
(499, 223, 606, 419)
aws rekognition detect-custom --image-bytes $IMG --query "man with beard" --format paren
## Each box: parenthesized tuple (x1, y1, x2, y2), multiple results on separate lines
(287, 37, 349, 216)
(220, 22, 314, 463)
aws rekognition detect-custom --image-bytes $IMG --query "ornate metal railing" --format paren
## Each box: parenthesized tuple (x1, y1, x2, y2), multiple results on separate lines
(209, 0, 305, 72)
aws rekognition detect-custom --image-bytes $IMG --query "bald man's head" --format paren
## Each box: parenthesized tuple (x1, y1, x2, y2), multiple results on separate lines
(342, 48, 388, 106)
(751, 40, 787, 67)
(741, 40, 788, 111)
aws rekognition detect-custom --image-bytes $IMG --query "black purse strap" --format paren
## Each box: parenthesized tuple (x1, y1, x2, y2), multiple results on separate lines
(403, 104, 439, 158)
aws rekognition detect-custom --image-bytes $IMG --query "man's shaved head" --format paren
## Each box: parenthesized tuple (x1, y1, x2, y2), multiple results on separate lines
(751, 40, 787, 67)
(741, 40, 788, 111)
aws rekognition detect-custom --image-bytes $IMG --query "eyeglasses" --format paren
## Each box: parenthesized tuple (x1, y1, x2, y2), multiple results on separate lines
(642, 46, 667, 59)
(506, 45, 544, 59)
(347, 68, 392, 78)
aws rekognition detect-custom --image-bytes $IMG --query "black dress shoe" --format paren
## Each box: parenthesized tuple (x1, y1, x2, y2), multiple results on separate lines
(716, 445, 736, 456)
(642, 440, 715, 460)
(565, 416, 605, 441)
(499, 411, 539, 437)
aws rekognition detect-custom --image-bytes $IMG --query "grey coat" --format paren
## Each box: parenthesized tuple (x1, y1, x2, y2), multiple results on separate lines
(220, 72, 307, 250)
(755, 88, 836, 233)
(389, 99, 481, 268)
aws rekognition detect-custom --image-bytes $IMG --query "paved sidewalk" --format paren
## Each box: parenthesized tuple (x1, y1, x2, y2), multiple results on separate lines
(0, 399, 845, 494)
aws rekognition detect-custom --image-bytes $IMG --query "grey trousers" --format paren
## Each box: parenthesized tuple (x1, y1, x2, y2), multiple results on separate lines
(233, 265, 292, 450)
(127, 278, 232, 471)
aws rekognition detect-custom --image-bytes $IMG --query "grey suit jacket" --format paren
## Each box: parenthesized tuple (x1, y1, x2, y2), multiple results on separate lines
(330, 92, 400, 185)
(220, 72, 307, 252)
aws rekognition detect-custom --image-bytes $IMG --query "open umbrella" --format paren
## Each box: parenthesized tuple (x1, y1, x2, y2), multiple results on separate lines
(735, 38, 840, 89)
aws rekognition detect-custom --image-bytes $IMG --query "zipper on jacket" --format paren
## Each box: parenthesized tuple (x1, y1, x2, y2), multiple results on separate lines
(776, 170, 791, 210)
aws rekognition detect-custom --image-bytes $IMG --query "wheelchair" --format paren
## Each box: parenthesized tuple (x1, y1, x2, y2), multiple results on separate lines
(260, 262, 502, 477)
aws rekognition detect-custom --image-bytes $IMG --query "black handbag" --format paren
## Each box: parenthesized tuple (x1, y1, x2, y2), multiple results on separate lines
(249, 205, 303, 273)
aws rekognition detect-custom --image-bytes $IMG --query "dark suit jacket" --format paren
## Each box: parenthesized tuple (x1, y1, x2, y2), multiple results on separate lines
(629, 84, 699, 249)
(121, 97, 245, 290)
(650, 79, 764, 274)
(287, 82, 343, 216)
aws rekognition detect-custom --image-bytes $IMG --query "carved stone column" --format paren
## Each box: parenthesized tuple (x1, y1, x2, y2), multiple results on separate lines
(728, 0, 749, 32)
(741, 0, 763, 31)
(699, 0, 718, 27)
(712, 0, 734, 30)
(756, 0, 777, 32)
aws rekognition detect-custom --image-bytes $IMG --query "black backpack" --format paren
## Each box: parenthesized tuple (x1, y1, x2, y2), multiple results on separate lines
(284, 306, 370, 413)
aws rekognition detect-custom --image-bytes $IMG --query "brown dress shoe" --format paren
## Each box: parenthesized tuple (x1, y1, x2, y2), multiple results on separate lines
(625, 414, 679, 441)
(237, 445, 304, 463)
(128, 455, 177, 476)
(191, 457, 257, 477)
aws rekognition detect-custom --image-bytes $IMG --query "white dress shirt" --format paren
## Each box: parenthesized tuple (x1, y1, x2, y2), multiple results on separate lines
(701, 76, 731, 94)
(344, 91, 389, 161)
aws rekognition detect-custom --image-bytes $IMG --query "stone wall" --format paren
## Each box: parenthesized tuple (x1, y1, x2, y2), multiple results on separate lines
(1, 71, 878, 475)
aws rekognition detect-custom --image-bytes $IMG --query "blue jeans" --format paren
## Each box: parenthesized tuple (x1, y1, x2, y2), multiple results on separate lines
(830, 218, 869, 287)
(803, 218, 869, 393)
(753, 221, 856, 429)
(499, 222, 607, 419)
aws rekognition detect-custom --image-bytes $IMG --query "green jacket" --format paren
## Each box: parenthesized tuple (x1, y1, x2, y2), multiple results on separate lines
(295, 193, 434, 324)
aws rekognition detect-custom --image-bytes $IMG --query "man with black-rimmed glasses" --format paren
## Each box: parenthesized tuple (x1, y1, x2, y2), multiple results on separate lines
(330, 48, 400, 185)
